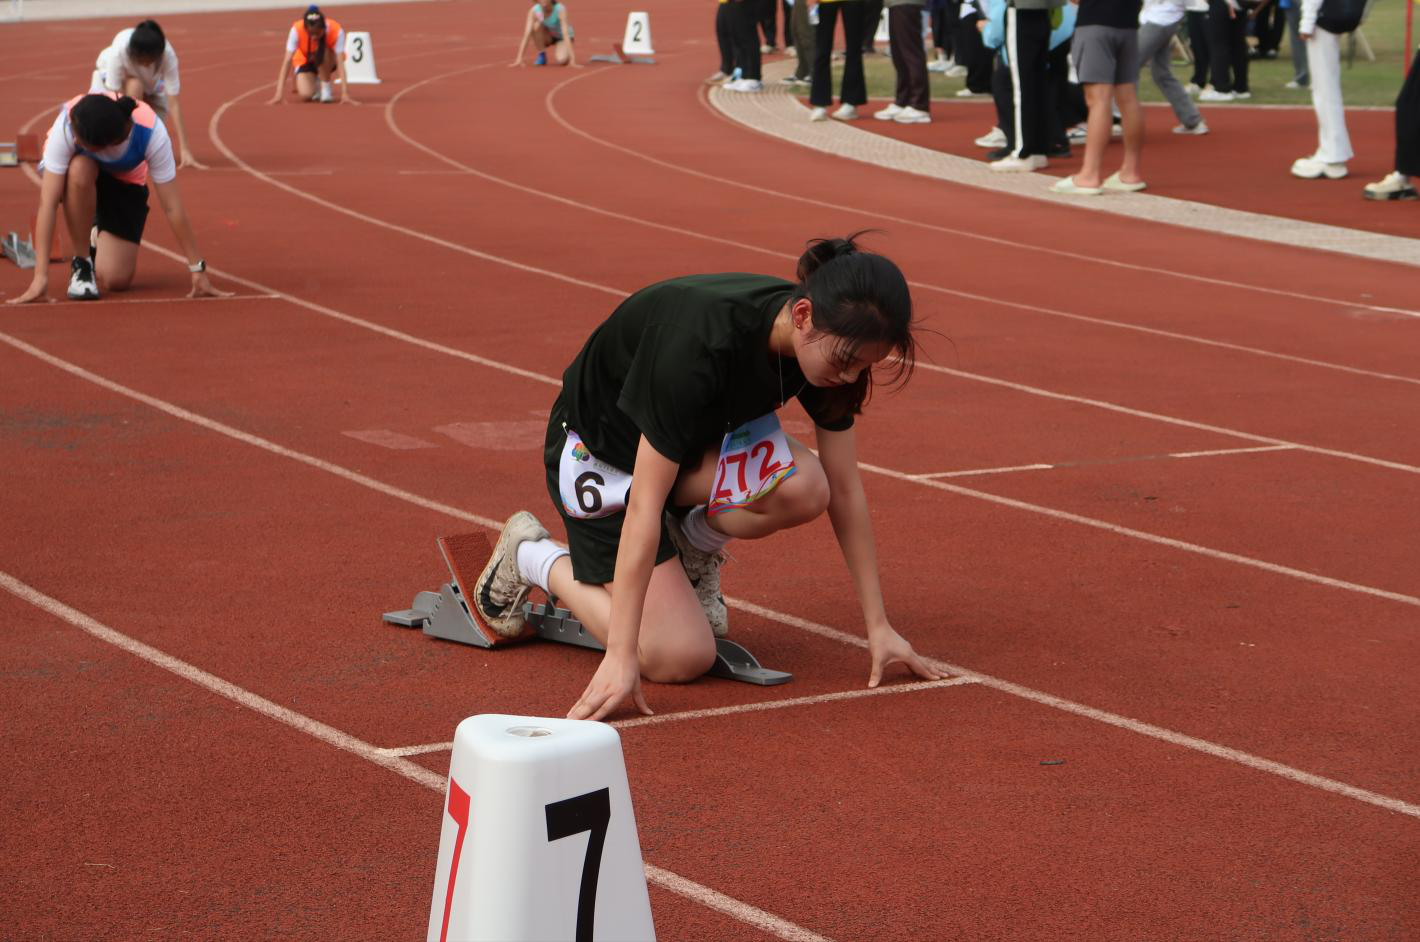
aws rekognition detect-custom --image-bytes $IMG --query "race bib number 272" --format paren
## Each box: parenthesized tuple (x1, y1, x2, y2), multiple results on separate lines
(708, 413, 797, 516)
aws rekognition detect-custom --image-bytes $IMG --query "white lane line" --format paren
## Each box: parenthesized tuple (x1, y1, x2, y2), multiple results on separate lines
(379, 676, 981, 753)
(342, 429, 439, 450)
(917, 445, 1298, 479)
(0, 570, 837, 942)
(7, 293, 279, 308)
(919, 363, 1420, 476)
(723, 599, 1420, 820)
(387, 63, 1420, 389)
(864, 459, 1420, 607)
(1169, 444, 1298, 459)
(204, 84, 1420, 482)
(3, 332, 1416, 822)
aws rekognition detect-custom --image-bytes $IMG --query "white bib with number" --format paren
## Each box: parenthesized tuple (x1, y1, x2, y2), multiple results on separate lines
(558, 428, 634, 519)
(708, 413, 796, 516)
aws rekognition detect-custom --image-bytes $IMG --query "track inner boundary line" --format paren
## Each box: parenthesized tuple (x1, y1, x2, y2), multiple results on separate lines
(0, 569, 836, 942)
(2, 328, 1416, 821)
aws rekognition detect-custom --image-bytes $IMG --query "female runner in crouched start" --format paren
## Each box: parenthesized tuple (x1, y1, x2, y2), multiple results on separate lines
(473, 235, 945, 720)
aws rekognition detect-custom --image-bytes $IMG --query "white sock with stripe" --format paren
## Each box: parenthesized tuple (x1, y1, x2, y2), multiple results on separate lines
(681, 505, 731, 554)
(516, 539, 569, 594)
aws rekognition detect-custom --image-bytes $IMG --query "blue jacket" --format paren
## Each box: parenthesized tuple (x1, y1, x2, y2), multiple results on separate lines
(981, 0, 1077, 60)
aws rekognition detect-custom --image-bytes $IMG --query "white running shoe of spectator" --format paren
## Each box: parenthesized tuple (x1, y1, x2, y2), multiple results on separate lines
(728, 78, 764, 92)
(1363, 172, 1418, 201)
(954, 87, 985, 98)
(927, 59, 949, 73)
(1172, 120, 1209, 135)
(893, 106, 931, 124)
(705, 71, 729, 84)
(1183, 82, 1202, 96)
(875, 103, 904, 120)
(809, 106, 829, 121)
(990, 153, 1048, 172)
(975, 127, 1007, 148)
(832, 103, 860, 120)
(1067, 123, 1087, 143)
(1197, 88, 1235, 102)
(1291, 155, 1347, 180)
(945, 64, 967, 77)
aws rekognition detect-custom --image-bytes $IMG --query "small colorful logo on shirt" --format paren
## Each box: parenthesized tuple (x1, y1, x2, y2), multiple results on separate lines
(571, 442, 590, 462)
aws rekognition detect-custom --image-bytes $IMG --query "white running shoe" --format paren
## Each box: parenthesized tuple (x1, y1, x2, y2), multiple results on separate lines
(471, 511, 551, 639)
(1172, 120, 1209, 135)
(1291, 156, 1347, 180)
(67, 256, 99, 300)
(1197, 88, 1234, 102)
(1233, 91, 1252, 99)
(319, 81, 334, 103)
(927, 59, 949, 73)
(705, 70, 730, 84)
(809, 106, 829, 121)
(666, 515, 729, 637)
(945, 64, 968, 77)
(1183, 82, 1201, 96)
(728, 78, 763, 92)
(893, 106, 931, 124)
(1363, 172, 1418, 201)
(954, 87, 985, 98)
(990, 153, 1047, 172)
(974, 127, 1007, 148)
(832, 103, 860, 120)
(875, 103, 904, 121)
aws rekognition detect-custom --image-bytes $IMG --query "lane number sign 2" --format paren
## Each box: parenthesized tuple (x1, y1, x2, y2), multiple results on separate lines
(437, 783, 612, 942)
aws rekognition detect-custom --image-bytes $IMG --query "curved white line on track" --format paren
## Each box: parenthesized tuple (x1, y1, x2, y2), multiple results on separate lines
(0, 569, 837, 942)
(547, 67, 1420, 322)
(1, 329, 1417, 827)
(380, 63, 1420, 389)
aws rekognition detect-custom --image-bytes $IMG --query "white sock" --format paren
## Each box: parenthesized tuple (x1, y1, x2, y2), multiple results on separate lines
(681, 505, 731, 554)
(516, 538, 569, 594)
(320, 80, 333, 95)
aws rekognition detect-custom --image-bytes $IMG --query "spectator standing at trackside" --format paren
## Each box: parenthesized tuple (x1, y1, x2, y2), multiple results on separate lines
(1363, 43, 1420, 201)
(1281, 0, 1309, 87)
(1138, 0, 1208, 134)
(979, 0, 1078, 158)
(727, 0, 766, 90)
(709, 0, 738, 83)
(1183, 0, 1210, 93)
(1289, 0, 1356, 178)
(987, 0, 1066, 171)
(954, 0, 996, 95)
(808, 0, 869, 120)
(862, 0, 886, 53)
(1198, 0, 1249, 100)
(875, 0, 932, 122)
(782, 0, 817, 86)
(929, 0, 962, 72)
(758, 0, 782, 52)
(1052, 0, 1146, 193)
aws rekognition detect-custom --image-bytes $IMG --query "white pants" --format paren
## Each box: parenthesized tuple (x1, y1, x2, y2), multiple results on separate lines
(1305, 28, 1352, 163)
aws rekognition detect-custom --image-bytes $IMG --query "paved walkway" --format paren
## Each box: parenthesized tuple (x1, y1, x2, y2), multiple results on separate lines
(710, 59, 1420, 268)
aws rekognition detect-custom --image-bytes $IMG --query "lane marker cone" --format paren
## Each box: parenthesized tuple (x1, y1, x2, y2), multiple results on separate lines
(622, 11, 654, 55)
(342, 31, 381, 83)
(428, 715, 656, 942)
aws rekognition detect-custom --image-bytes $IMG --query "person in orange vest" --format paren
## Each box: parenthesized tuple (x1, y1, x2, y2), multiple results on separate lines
(268, 6, 358, 104)
(7, 93, 227, 304)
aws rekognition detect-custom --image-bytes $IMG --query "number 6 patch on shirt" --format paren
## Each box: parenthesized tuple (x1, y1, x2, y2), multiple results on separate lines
(709, 413, 797, 516)
(559, 428, 633, 519)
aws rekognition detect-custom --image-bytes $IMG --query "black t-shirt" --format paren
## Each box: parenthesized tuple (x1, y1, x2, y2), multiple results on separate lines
(1076, 0, 1142, 29)
(559, 273, 854, 472)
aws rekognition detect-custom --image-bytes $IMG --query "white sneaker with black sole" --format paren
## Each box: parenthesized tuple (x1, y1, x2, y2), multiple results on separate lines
(975, 127, 1007, 148)
(471, 511, 551, 639)
(67, 256, 99, 300)
(666, 514, 729, 637)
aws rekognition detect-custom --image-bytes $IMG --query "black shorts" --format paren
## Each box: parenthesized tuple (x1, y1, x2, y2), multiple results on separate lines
(94, 172, 150, 244)
(544, 397, 678, 585)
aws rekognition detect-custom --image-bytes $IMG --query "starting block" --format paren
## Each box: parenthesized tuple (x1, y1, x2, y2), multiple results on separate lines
(429, 714, 656, 941)
(16, 133, 41, 164)
(1, 231, 35, 268)
(589, 11, 656, 64)
(588, 43, 656, 65)
(384, 532, 792, 686)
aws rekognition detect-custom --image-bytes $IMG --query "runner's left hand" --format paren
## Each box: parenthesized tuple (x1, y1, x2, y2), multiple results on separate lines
(867, 625, 947, 687)
(189, 273, 233, 299)
(180, 151, 208, 170)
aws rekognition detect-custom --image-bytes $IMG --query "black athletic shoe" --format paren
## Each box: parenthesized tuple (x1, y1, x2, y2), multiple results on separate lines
(67, 256, 99, 300)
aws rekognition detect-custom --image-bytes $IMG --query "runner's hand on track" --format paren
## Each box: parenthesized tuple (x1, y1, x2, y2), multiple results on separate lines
(6, 277, 48, 305)
(568, 650, 652, 721)
(189, 273, 232, 299)
(267, 94, 285, 105)
(180, 151, 208, 170)
(867, 625, 947, 687)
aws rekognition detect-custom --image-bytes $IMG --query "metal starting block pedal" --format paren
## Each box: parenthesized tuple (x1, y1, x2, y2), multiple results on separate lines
(382, 531, 791, 686)
(2, 232, 36, 269)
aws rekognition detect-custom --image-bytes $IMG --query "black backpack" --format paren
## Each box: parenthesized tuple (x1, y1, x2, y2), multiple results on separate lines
(1316, 0, 1366, 34)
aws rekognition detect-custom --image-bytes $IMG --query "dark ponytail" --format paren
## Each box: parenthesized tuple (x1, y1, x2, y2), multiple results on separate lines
(128, 19, 167, 61)
(790, 232, 916, 420)
(71, 94, 138, 150)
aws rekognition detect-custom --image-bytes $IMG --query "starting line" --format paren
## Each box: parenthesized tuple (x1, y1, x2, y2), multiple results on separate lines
(384, 532, 792, 686)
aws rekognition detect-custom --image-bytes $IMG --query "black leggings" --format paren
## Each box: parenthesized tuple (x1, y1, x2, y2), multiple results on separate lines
(810, 1, 867, 106)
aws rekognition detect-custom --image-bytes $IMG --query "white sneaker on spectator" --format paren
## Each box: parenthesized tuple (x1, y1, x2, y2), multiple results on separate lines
(1197, 88, 1234, 101)
(728, 78, 763, 92)
(1291, 155, 1347, 179)
(975, 127, 1007, 148)
(1363, 172, 1418, 200)
(780, 75, 808, 86)
(760, 43, 775, 54)
(1183, 82, 1201, 96)
(809, 106, 829, 121)
(1284, 79, 1307, 89)
(705, 71, 729, 84)
(928, 59, 949, 73)
(945, 64, 968, 77)
(832, 103, 860, 120)
(893, 106, 931, 124)
(1067, 123, 1087, 143)
(954, 87, 985, 97)
(875, 103, 904, 120)
(1233, 91, 1252, 99)
(1172, 120, 1209, 135)
(990, 153, 1047, 172)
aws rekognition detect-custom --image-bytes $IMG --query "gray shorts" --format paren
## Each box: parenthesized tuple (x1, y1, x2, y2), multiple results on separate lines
(1071, 25, 1140, 85)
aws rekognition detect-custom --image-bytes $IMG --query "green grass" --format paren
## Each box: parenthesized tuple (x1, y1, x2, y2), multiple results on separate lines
(838, 2, 1413, 106)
